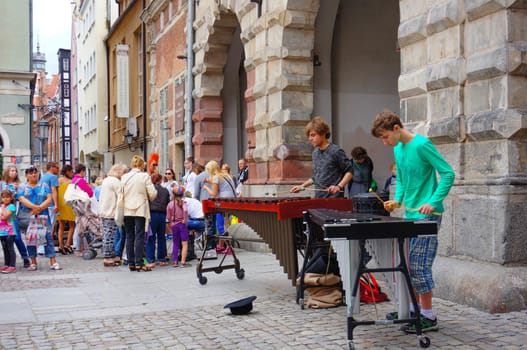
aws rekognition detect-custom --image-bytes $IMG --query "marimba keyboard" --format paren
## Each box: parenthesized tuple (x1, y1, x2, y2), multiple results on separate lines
(306, 208, 439, 348)
(309, 209, 438, 239)
(202, 197, 353, 284)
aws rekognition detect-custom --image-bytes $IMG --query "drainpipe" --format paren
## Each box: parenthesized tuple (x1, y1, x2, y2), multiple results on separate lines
(142, 0, 147, 160)
(185, 0, 194, 159)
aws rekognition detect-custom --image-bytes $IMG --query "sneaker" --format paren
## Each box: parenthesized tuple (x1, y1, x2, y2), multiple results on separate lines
(2, 266, 16, 273)
(1, 266, 8, 272)
(1, 266, 16, 274)
(50, 263, 62, 271)
(27, 264, 38, 271)
(401, 316, 438, 333)
(23, 259, 31, 268)
(386, 311, 416, 320)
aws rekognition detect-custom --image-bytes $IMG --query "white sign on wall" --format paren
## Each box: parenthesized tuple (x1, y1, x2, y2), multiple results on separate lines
(116, 44, 130, 118)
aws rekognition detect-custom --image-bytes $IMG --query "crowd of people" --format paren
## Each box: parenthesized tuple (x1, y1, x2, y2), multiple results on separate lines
(0, 153, 250, 275)
(0, 115, 405, 276)
(0, 110, 455, 337)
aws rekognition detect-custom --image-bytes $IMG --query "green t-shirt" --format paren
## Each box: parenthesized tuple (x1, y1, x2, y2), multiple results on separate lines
(393, 134, 455, 218)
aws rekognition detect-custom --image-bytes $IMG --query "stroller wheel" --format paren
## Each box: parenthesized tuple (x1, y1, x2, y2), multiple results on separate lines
(82, 250, 97, 260)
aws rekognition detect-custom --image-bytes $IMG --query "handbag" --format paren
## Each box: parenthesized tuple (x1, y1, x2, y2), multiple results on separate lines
(25, 215, 49, 246)
(114, 190, 124, 226)
(64, 179, 90, 205)
(115, 173, 137, 226)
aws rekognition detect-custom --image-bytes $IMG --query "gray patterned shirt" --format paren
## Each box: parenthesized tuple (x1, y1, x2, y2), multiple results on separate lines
(312, 143, 352, 198)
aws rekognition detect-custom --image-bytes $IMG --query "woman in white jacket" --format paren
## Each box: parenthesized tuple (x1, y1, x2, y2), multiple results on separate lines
(99, 163, 127, 267)
(121, 156, 157, 272)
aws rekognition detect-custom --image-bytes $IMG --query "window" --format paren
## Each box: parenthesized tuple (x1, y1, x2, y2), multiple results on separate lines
(159, 86, 168, 115)
(62, 57, 70, 72)
(137, 30, 143, 113)
(174, 77, 185, 132)
(161, 119, 169, 170)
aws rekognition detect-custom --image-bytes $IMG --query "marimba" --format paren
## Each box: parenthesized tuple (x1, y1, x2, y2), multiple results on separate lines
(307, 208, 438, 349)
(201, 197, 353, 285)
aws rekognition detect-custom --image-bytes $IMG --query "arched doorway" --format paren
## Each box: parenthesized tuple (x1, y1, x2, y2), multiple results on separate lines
(221, 25, 248, 170)
(314, 0, 400, 182)
(192, 7, 250, 169)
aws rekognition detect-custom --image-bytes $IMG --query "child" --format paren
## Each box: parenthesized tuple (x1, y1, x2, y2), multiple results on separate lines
(371, 110, 455, 333)
(382, 162, 396, 195)
(166, 185, 191, 267)
(0, 190, 17, 273)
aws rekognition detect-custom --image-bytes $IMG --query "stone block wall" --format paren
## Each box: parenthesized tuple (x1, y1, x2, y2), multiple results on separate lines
(398, 1, 527, 267)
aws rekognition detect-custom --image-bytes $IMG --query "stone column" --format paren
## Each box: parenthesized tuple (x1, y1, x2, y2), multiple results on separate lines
(251, 1, 320, 186)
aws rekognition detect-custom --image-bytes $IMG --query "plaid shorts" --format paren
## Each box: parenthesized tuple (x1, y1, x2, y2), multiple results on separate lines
(408, 216, 441, 294)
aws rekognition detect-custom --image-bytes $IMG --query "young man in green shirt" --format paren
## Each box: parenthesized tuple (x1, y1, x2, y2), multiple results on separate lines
(371, 110, 455, 333)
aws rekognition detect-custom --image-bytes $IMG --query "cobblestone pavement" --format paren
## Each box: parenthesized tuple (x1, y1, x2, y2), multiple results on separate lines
(1, 250, 526, 349)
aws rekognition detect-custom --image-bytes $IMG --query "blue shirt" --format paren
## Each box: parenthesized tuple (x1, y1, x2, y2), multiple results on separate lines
(94, 185, 102, 201)
(17, 182, 51, 213)
(40, 172, 58, 208)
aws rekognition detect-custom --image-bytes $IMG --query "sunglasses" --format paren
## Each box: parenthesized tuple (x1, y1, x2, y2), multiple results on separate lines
(152, 163, 158, 167)
(165, 172, 173, 176)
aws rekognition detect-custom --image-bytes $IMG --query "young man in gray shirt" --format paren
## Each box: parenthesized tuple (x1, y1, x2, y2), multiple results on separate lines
(291, 116, 353, 198)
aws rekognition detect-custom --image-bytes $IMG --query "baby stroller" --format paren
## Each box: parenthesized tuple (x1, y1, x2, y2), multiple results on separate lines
(69, 199, 103, 260)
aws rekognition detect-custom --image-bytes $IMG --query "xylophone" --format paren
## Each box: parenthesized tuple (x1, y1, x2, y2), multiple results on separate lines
(201, 197, 353, 285)
(307, 208, 438, 349)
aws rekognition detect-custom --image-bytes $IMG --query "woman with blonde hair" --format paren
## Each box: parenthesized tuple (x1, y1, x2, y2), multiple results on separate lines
(99, 163, 128, 267)
(204, 161, 236, 198)
(203, 160, 236, 253)
(121, 155, 157, 272)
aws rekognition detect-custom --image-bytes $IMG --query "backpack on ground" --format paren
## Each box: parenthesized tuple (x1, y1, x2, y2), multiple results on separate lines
(360, 273, 389, 303)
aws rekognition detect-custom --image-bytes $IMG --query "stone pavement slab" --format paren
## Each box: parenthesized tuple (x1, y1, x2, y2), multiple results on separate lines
(1, 250, 526, 349)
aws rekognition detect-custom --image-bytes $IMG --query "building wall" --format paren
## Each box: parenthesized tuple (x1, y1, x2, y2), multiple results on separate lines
(75, 0, 111, 175)
(397, 0, 527, 313)
(0, 0, 33, 172)
(0, 1, 31, 71)
(107, 0, 149, 166)
(70, 6, 79, 167)
(192, 0, 527, 312)
(142, 0, 187, 176)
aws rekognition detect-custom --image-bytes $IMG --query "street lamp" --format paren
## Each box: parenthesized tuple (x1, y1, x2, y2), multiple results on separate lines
(124, 128, 142, 152)
(37, 119, 50, 174)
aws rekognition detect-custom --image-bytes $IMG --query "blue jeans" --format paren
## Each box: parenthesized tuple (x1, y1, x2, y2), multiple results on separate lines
(27, 231, 56, 259)
(146, 212, 167, 263)
(188, 218, 205, 232)
(114, 226, 124, 257)
(206, 213, 225, 236)
(14, 219, 29, 260)
(216, 213, 225, 235)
